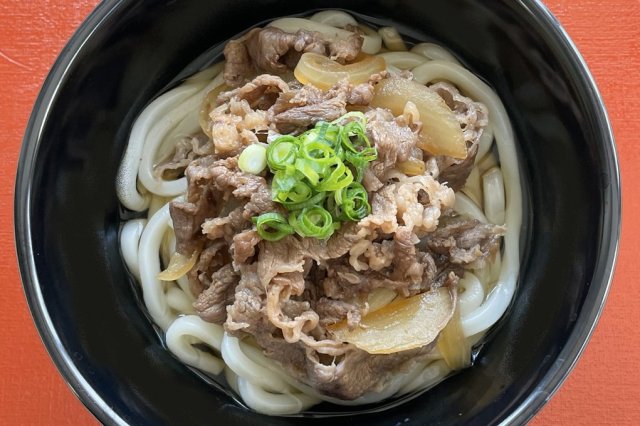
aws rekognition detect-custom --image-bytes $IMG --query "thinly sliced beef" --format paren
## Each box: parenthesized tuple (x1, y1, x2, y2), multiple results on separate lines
(316, 298, 362, 329)
(310, 344, 434, 399)
(438, 143, 478, 191)
(193, 264, 239, 324)
(425, 216, 505, 266)
(365, 108, 418, 180)
(232, 229, 261, 264)
(217, 74, 289, 110)
(430, 81, 489, 191)
(170, 186, 215, 256)
(359, 174, 455, 237)
(272, 94, 347, 131)
(390, 227, 423, 283)
(431, 82, 488, 145)
(183, 155, 277, 220)
(225, 264, 266, 332)
(187, 241, 227, 296)
(154, 135, 205, 179)
(223, 27, 363, 86)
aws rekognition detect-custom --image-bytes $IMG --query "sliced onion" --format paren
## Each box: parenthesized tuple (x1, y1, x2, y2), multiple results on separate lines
(294, 52, 386, 91)
(482, 166, 505, 225)
(436, 303, 470, 370)
(158, 250, 198, 281)
(329, 287, 455, 354)
(365, 288, 397, 312)
(371, 78, 467, 158)
(396, 159, 426, 176)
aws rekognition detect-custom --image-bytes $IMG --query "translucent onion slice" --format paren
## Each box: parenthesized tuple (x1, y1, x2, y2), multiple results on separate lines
(436, 303, 471, 370)
(365, 288, 397, 312)
(329, 287, 455, 355)
(158, 250, 198, 281)
(396, 159, 426, 176)
(370, 78, 467, 159)
(294, 52, 386, 91)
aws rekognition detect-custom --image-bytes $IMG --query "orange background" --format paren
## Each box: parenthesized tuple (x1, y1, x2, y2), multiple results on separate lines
(1, 0, 638, 424)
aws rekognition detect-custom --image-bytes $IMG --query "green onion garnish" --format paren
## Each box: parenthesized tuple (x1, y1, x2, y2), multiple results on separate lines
(289, 206, 334, 239)
(252, 212, 294, 241)
(254, 112, 379, 241)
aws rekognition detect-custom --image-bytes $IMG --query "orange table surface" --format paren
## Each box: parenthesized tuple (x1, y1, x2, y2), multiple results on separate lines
(1, 0, 638, 424)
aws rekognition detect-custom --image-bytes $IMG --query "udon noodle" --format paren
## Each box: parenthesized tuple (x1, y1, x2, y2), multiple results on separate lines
(116, 10, 521, 415)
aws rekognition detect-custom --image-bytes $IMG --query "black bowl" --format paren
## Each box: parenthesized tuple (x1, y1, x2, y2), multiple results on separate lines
(15, 0, 619, 424)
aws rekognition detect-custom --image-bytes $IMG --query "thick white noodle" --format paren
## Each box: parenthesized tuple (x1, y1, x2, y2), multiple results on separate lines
(147, 194, 170, 219)
(398, 360, 450, 395)
(477, 123, 495, 162)
(309, 10, 358, 28)
(237, 378, 319, 415)
(412, 60, 522, 337)
(454, 192, 489, 223)
(166, 286, 195, 314)
(410, 43, 461, 65)
(165, 315, 225, 375)
(221, 334, 294, 394)
(483, 167, 506, 225)
(378, 52, 428, 70)
(224, 366, 241, 394)
(119, 219, 146, 281)
(137, 202, 176, 330)
(116, 85, 200, 211)
(458, 272, 485, 318)
(268, 17, 382, 54)
(164, 231, 196, 302)
(137, 69, 224, 197)
(237, 338, 423, 407)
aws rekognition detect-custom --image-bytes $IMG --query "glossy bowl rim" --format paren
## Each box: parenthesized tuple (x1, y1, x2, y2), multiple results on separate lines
(14, 0, 621, 425)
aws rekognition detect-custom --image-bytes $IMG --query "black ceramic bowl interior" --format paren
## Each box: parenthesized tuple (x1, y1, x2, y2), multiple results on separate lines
(15, 0, 619, 425)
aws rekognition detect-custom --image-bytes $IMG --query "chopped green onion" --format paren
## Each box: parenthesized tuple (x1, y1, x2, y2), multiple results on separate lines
(285, 191, 326, 210)
(335, 182, 371, 221)
(272, 170, 299, 194)
(256, 112, 378, 241)
(266, 136, 298, 171)
(238, 144, 267, 175)
(294, 158, 322, 186)
(289, 206, 334, 239)
(252, 212, 295, 241)
(330, 111, 366, 126)
(316, 160, 353, 192)
(340, 120, 371, 154)
(299, 140, 336, 165)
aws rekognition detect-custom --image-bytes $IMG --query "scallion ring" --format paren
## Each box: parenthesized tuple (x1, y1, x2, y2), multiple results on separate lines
(252, 212, 295, 241)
